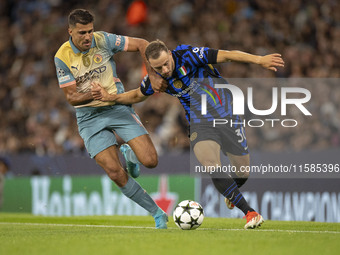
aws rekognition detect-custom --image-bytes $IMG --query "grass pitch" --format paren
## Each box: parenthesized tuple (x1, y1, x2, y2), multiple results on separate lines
(0, 213, 339, 255)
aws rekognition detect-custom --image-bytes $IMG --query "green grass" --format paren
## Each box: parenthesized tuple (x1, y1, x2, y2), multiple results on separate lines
(0, 213, 339, 255)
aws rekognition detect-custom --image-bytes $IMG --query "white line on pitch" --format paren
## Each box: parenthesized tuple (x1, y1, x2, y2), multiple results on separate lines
(199, 227, 340, 234)
(0, 222, 156, 230)
(1, 222, 339, 234)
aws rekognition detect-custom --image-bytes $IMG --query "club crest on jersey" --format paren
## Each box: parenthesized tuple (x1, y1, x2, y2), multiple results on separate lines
(93, 54, 103, 64)
(178, 66, 187, 76)
(173, 79, 183, 89)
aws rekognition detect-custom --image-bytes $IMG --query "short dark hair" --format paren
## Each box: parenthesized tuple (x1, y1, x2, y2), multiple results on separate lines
(145, 40, 169, 61)
(68, 9, 94, 27)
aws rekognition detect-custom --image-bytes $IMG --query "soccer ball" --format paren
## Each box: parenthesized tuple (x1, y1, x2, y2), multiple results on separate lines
(173, 200, 204, 230)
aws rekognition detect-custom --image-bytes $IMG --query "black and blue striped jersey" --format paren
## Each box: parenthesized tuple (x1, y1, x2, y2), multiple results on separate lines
(140, 44, 242, 125)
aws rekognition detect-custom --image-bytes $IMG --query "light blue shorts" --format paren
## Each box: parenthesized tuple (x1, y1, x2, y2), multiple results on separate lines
(76, 105, 148, 158)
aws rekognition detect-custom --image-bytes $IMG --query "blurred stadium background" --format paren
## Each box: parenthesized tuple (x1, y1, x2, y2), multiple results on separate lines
(0, 0, 339, 222)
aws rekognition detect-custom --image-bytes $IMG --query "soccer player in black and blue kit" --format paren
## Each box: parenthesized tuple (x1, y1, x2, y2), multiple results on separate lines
(91, 40, 284, 229)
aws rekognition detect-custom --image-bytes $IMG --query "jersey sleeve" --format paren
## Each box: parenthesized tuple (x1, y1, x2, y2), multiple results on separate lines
(183, 45, 218, 66)
(54, 57, 76, 88)
(140, 75, 155, 96)
(103, 32, 128, 54)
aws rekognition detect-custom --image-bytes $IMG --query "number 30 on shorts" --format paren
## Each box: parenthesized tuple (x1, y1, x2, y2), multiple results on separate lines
(235, 127, 246, 143)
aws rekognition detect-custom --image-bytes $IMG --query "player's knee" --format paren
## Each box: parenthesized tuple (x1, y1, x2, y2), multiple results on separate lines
(141, 153, 158, 168)
(243, 171, 250, 178)
(236, 168, 250, 179)
(106, 167, 124, 181)
(99, 161, 124, 181)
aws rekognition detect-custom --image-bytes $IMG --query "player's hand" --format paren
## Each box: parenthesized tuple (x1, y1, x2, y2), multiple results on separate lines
(91, 81, 102, 100)
(259, 53, 284, 72)
(149, 74, 167, 92)
(91, 82, 115, 102)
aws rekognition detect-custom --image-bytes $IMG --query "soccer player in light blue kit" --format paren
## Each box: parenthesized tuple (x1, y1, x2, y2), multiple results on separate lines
(54, 9, 168, 228)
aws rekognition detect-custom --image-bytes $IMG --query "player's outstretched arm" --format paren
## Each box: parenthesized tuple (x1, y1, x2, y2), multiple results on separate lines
(126, 37, 167, 92)
(216, 50, 284, 72)
(91, 82, 148, 104)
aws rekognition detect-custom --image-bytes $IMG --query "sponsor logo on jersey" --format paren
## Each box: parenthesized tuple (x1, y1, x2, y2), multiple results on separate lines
(75, 66, 107, 92)
(71, 65, 79, 71)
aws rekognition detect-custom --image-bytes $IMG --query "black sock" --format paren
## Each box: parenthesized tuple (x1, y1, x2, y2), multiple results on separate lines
(211, 177, 254, 215)
(234, 178, 247, 188)
(232, 174, 248, 188)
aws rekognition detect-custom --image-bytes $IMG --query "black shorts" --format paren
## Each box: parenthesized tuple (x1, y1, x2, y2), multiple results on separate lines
(189, 121, 249, 156)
